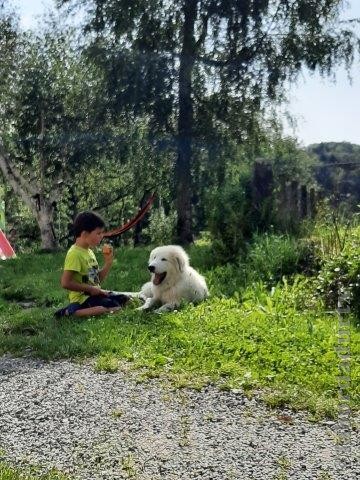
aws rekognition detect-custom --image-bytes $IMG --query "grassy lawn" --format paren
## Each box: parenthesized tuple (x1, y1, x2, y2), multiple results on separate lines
(0, 242, 359, 418)
(0, 461, 68, 480)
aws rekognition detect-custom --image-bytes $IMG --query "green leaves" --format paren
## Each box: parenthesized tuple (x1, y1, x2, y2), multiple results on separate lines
(315, 225, 360, 314)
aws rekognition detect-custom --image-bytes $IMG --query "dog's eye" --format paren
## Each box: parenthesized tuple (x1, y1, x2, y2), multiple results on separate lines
(161, 258, 167, 261)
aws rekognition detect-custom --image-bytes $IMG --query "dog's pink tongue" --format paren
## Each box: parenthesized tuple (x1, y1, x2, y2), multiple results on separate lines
(153, 273, 162, 285)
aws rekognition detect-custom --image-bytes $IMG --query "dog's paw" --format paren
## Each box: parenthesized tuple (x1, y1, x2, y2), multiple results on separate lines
(136, 305, 148, 311)
(154, 306, 176, 314)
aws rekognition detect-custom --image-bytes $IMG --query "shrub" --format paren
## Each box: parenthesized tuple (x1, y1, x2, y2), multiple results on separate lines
(315, 227, 360, 316)
(208, 178, 252, 261)
(316, 252, 360, 315)
(246, 233, 318, 283)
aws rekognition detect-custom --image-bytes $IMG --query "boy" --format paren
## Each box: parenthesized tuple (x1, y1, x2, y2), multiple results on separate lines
(55, 211, 129, 318)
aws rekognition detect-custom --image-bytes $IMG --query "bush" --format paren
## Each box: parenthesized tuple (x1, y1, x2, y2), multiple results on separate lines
(315, 227, 360, 316)
(208, 178, 252, 261)
(316, 252, 360, 315)
(246, 233, 318, 283)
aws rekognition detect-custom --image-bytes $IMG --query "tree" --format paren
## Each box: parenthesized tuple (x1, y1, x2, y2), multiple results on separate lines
(59, 0, 359, 243)
(0, 14, 109, 249)
(1, 9, 174, 250)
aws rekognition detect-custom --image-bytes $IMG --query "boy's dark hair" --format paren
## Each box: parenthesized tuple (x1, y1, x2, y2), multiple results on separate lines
(73, 211, 105, 238)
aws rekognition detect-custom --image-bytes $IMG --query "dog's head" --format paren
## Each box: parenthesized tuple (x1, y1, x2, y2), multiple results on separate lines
(148, 245, 189, 286)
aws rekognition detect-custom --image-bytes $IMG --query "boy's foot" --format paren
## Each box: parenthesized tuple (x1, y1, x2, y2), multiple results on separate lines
(54, 307, 70, 318)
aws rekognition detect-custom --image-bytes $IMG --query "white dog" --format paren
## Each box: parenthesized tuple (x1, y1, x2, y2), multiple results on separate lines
(135, 245, 209, 313)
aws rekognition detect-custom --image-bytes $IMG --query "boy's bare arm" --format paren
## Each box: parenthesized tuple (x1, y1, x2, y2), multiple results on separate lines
(61, 270, 107, 296)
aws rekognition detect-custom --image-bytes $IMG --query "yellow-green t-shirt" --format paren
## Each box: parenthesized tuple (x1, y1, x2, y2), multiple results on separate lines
(64, 244, 100, 304)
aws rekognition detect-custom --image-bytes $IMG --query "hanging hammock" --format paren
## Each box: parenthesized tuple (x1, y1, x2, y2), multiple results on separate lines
(0, 229, 16, 259)
(103, 192, 156, 238)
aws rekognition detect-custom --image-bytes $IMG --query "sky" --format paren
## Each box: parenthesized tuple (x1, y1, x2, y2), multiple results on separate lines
(12, 0, 360, 147)
(283, 0, 360, 146)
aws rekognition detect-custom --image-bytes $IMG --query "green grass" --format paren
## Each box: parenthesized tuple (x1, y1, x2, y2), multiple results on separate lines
(0, 241, 359, 418)
(0, 461, 69, 480)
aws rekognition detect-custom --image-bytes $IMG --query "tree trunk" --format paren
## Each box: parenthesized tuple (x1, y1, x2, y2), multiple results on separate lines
(0, 142, 58, 251)
(34, 195, 57, 250)
(176, 0, 198, 244)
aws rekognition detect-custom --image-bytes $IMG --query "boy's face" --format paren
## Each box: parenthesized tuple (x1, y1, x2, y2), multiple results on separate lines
(84, 227, 104, 247)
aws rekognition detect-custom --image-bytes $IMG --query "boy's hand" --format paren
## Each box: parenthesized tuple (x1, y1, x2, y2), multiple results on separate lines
(88, 286, 109, 297)
(102, 243, 114, 264)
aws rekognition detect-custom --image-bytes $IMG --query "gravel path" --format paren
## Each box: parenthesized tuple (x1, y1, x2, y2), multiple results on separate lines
(0, 355, 358, 480)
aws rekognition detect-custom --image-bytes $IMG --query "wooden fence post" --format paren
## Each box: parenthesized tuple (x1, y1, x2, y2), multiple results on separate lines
(300, 185, 308, 218)
(309, 187, 317, 219)
(289, 180, 299, 220)
(251, 161, 274, 229)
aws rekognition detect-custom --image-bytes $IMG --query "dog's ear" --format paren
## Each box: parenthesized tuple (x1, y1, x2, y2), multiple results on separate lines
(175, 254, 185, 273)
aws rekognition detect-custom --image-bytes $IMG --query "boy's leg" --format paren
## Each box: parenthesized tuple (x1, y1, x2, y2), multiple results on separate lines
(107, 293, 130, 306)
(55, 295, 129, 319)
(74, 306, 108, 317)
(74, 295, 129, 317)
(73, 306, 124, 317)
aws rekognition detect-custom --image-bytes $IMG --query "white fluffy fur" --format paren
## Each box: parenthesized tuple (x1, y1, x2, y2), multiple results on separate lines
(136, 245, 209, 313)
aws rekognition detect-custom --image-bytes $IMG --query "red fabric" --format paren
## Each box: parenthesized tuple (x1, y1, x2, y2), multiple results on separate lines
(103, 193, 156, 238)
(0, 229, 16, 258)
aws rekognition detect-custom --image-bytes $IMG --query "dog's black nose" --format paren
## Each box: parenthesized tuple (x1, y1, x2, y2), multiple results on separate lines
(148, 265, 155, 273)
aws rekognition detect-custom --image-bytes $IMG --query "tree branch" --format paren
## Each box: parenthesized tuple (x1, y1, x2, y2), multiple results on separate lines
(195, 12, 210, 50)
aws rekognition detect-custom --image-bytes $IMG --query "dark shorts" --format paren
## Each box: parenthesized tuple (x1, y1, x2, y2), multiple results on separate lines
(81, 294, 130, 310)
(54, 294, 130, 318)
